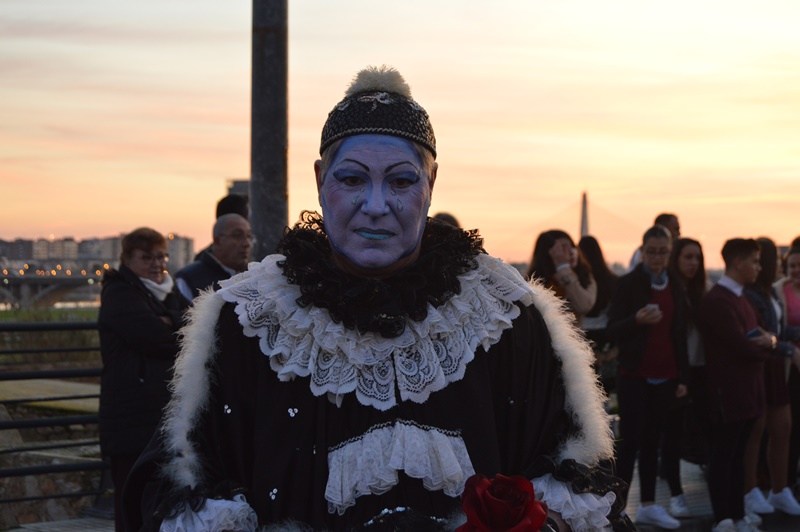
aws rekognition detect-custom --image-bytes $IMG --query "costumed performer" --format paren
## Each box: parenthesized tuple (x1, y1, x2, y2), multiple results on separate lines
(123, 65, 631, 532)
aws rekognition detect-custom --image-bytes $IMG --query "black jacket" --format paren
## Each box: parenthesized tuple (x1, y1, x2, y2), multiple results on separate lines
(607, 263, 689, 384)
(175, 250, 231, 299)
(97, 265, 188, 456)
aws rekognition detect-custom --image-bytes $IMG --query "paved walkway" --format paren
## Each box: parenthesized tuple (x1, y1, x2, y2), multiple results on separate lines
(0, 379, 99, 413)
(627, 459, 800, 531)
(12, 518, 112, 531)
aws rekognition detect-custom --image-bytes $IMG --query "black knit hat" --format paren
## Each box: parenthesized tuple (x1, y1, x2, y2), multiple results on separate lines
(320, 66, 436, 159)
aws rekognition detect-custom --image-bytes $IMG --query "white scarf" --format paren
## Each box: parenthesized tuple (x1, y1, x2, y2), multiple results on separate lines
(140, 274, 175, 302)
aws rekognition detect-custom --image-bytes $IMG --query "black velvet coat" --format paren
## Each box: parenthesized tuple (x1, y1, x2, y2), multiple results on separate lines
(123, 217, 629, 531)
(97, 265, 188, 456)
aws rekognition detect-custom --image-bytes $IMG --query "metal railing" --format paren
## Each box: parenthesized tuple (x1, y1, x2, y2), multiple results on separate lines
(0, 321, 109, 507)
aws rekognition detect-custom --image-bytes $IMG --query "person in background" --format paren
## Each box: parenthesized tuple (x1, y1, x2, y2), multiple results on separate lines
(193, 193, 249, 261)
(698, 238, 778, 532)
(432, 211, 460, 228)
(742, 237, 800, 519)
(578, 235, 619, 394)
(668, 238, 711, 467)
(97, 227, 189, 531)
(123, 65, 630, 531)
(776, 246, 800, 500)
(175, 214, 252, 300)
(629, 213, 680, 271)
(607, 224, 690, 529)
(527, 229, 597, 327)
(216, 193, 249, 219)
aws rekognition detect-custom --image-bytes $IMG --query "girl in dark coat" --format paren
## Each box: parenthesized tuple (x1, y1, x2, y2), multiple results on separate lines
(607, 224, 690, 529)
(98, 227, 188, 531)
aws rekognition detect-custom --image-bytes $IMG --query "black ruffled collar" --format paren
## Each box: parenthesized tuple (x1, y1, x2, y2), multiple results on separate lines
(276, 211, 484, 338)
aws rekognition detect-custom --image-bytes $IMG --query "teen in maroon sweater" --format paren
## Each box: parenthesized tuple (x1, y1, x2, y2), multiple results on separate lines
(698, 238, 776, 531)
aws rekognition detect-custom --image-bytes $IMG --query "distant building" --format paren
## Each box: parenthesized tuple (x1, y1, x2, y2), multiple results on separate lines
(100, 237, 121, 264)
(166, 234, 194, 272)
(8, 239, 33, 261)
(33, 239, 49, 260)
(227, 178, 249, 198)
(78, 239, 102, 260)
(78, 237, 120, 263)
(50, 237, 78, 260)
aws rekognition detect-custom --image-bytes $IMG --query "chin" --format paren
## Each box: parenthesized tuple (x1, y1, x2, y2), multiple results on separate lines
(351, 256, 397, 270)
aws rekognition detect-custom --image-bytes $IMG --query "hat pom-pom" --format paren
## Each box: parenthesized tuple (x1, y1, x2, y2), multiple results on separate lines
(345, 65, 412, 98)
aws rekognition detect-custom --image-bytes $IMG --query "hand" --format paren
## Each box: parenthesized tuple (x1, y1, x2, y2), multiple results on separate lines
(635, 304, 663, 325)
(545, 509, 569, 532)
(675, 384, 688, 399)
(749, 328, 774, 350)
(548, 238, 573, 269)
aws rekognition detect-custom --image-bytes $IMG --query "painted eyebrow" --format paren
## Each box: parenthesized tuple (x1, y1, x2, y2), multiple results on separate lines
(340, 158, 369, 171)
(385, 161, 418, 173)
(338, 159, 418, 174)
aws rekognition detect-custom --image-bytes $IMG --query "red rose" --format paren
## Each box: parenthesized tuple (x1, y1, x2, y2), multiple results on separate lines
(457, 473, 548, 531)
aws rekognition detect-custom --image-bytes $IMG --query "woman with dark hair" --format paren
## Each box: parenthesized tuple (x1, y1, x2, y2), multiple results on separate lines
(578, 235, 618, 392)
(668, 238, 710, 467)
(527, 229, 597, 327)
(778, 246, 800, 500)
(98, 227, 188, 531)
(608, 224, 690, 529)
(743, 239, 800, 517)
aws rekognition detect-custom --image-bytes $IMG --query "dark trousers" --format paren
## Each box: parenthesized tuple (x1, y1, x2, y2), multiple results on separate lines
(788, 366, 800, 487)
(110, 453, 140, 532)
(660, 401, 686, 496)
(707, 417, 755, 523)
(615, 375, 682, 503)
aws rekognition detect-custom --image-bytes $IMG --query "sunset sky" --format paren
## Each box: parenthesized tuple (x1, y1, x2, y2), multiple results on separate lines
(2, 1, 799, 269)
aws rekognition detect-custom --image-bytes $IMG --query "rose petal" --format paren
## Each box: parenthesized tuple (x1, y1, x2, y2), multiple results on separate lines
(461, 473, 547, 531)
(461, 474, 493, 530)
(485, 487, 528, 527)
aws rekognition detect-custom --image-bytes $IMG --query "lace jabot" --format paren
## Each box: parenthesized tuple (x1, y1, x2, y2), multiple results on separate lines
(216, 216, 534, 411)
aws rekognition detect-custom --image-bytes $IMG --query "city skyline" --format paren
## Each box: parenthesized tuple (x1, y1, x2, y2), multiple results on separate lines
(2, 1, 799, 270)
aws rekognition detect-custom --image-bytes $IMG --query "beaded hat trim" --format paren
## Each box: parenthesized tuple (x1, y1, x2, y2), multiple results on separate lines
(319, 66, 437, 158)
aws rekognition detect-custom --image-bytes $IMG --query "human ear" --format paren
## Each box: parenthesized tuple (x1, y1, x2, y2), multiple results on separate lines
(428, 162, 438, 195)
(314, 160, 324, 193)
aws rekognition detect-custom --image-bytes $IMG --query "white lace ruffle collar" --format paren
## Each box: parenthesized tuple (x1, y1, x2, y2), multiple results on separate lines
(216, 253, 534, 411)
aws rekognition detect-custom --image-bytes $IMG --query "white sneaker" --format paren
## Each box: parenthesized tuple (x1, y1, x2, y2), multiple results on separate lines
(636, 504, 680, 529)
(744, 511, 762, 526)
(744, 487, 774, 514)
(712, 518, 737, 532)
(734, 518, 761, 532)
(767, 486, 800, 515)
(669, 494, 691, 517)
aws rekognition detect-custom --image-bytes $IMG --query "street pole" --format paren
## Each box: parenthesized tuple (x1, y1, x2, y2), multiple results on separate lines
(250, 0, 288, 261)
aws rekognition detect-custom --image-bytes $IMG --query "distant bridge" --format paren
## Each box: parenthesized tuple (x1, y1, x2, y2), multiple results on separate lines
(0, 276, 100, 309)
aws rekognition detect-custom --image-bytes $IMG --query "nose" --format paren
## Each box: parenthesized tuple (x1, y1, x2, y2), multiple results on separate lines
(360, 184, 389, 217)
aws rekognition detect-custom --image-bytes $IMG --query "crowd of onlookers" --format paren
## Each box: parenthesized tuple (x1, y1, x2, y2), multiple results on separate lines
(527, 212, 800, 532)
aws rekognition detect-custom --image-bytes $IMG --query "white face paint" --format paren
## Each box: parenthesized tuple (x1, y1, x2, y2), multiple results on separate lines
(316, 135, 435, 270)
